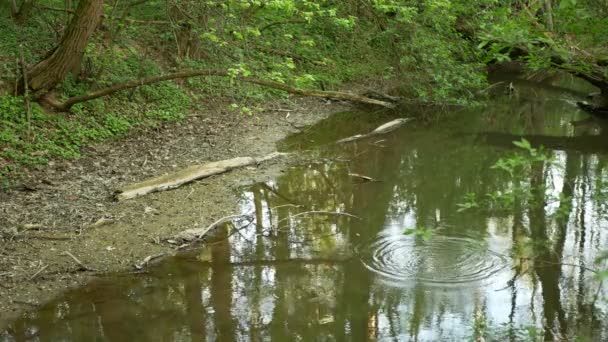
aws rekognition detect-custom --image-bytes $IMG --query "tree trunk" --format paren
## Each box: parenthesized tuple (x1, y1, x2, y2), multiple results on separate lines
(10, 0, 18, 16)
(167, 2, 203, 60)
(11, 0, 35, 24)
(544, 0, 554, 32)
(25, 0, 104, 93)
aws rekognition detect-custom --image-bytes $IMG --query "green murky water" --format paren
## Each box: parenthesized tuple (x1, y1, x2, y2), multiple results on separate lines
(4, 75, 608, 341)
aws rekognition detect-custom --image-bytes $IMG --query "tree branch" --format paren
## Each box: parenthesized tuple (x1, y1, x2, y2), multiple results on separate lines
(45, 69, 397, 111)
(34, 5, 74, 13)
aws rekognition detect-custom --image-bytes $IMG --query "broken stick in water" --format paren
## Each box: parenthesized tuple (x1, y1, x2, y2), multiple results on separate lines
(115, 152, 287, 201)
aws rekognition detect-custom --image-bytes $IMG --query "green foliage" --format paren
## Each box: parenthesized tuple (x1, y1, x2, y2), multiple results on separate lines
(403, 226, 434, 240)
(457, 139, 555, 213)
(456, 192, 479, 212)
(472, 0, 608, 78)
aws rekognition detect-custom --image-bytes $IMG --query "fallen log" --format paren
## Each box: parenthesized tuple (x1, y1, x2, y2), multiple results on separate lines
(115, 152, 287, 201)
(336, 118, 412, 144)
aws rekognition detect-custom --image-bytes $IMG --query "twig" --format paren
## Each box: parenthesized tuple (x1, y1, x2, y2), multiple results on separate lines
(172, 214, 253, 243)
(476, 81, 505, 95)
(270, 204, 304, 210)
(29, 265, 48, 280)
(212, 216, 257, 245)
(197, 214, 244, 239)
(264, 108, 294, 112)
(12, 300, 38, 307)
(28, 236, 72, 241)
(35, 5, 75, 13)
(19, 223, 44, 231)
(184, 188, 194, 200)
(61, 251, 96, 271)
(290, 210, 360, 220)
(125, 18, 170, 24)
(279, 211, 361, 225)
(134, 252, 167, 270)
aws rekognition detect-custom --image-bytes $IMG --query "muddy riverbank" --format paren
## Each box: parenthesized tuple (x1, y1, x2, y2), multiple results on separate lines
(0, 96, 353, 326)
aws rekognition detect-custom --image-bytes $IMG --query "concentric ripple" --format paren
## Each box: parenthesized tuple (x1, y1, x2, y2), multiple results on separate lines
(358, 235, 508, 285)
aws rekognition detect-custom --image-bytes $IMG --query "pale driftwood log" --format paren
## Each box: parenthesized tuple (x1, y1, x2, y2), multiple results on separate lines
(336, 118, 412, 144)
(115, 152, 287, 201)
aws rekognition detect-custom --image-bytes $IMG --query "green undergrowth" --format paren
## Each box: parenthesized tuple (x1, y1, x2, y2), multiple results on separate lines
(0, 0, 491, 186)
(0, 24, 390, 187)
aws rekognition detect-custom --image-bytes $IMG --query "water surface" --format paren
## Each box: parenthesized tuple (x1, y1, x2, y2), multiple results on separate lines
(3, 75, 608, 341)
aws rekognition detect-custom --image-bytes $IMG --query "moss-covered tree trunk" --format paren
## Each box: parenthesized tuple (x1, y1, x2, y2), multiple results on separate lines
(25, 0, 103, 93)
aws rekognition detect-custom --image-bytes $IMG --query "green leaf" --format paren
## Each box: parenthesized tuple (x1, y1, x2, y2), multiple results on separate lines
(513, 138, 531, 150)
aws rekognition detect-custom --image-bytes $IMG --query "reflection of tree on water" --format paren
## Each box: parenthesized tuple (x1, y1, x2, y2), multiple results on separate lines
(336, 133, 406, 341)
(529, 157, 567, 340)
(181, 261, 208, 340)
(476, 76, 608, 154)
(210, 227, 236, 340)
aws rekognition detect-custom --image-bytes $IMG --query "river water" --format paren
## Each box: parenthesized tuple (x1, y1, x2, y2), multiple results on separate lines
(3, 75, 608, 341)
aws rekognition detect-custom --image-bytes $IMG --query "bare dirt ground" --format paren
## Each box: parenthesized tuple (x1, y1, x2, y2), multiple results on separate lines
(0, 96, 350, 326)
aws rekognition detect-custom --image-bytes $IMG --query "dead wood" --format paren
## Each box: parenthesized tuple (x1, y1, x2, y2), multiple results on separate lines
(115, 152, 287, 201)
(173, 214, 248, 242)
(336, 118, 412, 144)
(134, 253, 168, 270)
(43, 69, 396, 111)
(29, 265, 49, 280)
(61, 251, 96, 272)
(348, 173, 377, 182)
(287, 210, 361, 221)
